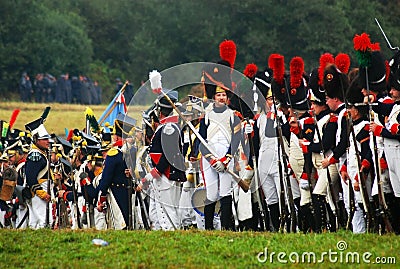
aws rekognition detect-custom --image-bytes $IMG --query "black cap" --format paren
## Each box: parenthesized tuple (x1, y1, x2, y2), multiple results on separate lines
(309, 68, 326, 104)
(203, 60, 232, 99)
(358, 51, 387, 93)
(156, 90, 178, 109)
(25, 118, 50, 140)
(323, 64, 349, 101)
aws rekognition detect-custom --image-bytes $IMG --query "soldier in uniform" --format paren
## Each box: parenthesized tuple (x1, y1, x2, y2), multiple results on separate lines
(370, 50, 400, 233)
(96, 113, 136, 230)
(340, 79, 373, 234)
(179, 98, 203, 229)
(6, 138, 30, 228)
(197, 61, 242, 231)
(300, 67, 340, 232)
(25, 118, 52, 229)
(139, 90, 186, 231)
(321, 64, 350, 228)
(251, 68, 287, 232)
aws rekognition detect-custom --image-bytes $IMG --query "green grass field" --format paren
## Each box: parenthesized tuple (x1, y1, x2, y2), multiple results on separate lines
(0, 229, 398, 268)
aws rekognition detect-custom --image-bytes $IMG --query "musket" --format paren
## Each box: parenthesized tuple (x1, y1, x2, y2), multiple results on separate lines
(348, 115, 373, 232)
(375, 18, 399, 51)
(153, 87, 250, 192)
(70, 169, 82, 229)
(123, 141, 134, 230)
(271, 83, 296, 233)
(283, 77, 314, 232)
(45, 143, 51, 228)
(365, 67, 393, 233)
(140, 152, 178, 230)
(245, 117, 269, 231)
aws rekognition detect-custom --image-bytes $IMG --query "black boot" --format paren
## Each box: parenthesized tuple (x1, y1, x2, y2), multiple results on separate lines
(312, 194, 327, 233)
(300, 203, 315, 233)
(386, 194, 400, 234)
(268, 203, 280, 232)
(337, 199, 347, 229)
(204, 200, 216, 230)
(326, 204, 337, 232)
(220, 195, 235, 231)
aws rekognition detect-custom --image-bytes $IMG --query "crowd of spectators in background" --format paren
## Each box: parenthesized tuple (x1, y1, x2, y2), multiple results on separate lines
(19, 72, 102, 104)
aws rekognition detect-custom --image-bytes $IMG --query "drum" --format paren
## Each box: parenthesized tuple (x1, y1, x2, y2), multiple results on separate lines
(191, 187, 220, 217)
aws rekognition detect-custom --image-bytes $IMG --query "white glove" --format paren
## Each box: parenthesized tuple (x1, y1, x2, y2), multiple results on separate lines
(212, 160, 226, 173)
(299, 179, 310, 190)
(244, 121, 254, 134)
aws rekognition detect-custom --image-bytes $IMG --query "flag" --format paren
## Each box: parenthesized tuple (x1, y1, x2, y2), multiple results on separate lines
(98, 89, 127, 131)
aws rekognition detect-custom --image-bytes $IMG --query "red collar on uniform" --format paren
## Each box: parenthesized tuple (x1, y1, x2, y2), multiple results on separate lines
(113, 140, 123, 147)
(17, 158, 26, 165)
(160, 115, 179, 124)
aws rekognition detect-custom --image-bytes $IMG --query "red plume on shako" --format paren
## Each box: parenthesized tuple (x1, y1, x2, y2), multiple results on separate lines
(318, 53, 335, 87)
(219, 40, 237, 69)
(335, 53, 351, 74)
(269, 53, 287, 106)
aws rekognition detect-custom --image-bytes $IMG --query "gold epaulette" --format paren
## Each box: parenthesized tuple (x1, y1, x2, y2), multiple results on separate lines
(107, 148, 119, 156)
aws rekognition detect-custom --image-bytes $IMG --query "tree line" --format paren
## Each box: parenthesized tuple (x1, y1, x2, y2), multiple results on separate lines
(1, 0, 399, 102)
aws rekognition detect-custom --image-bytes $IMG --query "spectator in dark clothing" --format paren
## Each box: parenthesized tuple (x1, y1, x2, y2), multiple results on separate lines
(124, 82, 134, 105)
(88, 78, 98, 105)
(80, 75, 91, 105)
(19, 72, 32, 102)
(114, 78, 133, 104)
(71, 76, 81, 104)
(55, 73, 72, 103)
(93, 80, 102, 104)
(34, 73, 45, 103)
(64, 73, 72, 103)
(114, 78, 124, 94)
(55, 75, 67, 103)
(43, 73, 56, 103)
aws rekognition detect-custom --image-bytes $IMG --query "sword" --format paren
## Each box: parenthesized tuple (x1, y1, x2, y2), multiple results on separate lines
(375, 18, 399, 51)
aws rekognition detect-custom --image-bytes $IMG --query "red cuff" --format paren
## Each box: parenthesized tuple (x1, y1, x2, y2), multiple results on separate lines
(329, 156, 338, 165)
(361, 159, 371, 170)
(390, 123, 400, 135)
(380, 158, 388, 170)
(301, 144, 308, 154)
(82, 205, 87, 213)
(150, 168, 161, 179)
(220, 156, 231, 166)
(300, 172, 308, 180)
(210, 158, 217, 166)
(340, 164, 347, 173)
(355, 173, 359, 182)
(99, 195, 107, 204)
(373, 125, 384, 137)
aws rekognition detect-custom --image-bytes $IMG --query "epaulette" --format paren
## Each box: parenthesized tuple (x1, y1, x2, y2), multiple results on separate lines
(163, 123, 176, 136)
(234, 111, 244, 120)
(329, 113, 338, 123)
(28, 152, 42, 162)
(107, 148, 119, 156)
